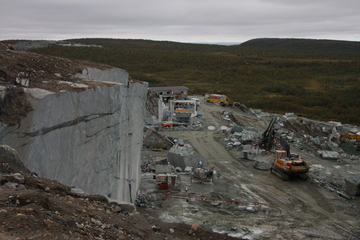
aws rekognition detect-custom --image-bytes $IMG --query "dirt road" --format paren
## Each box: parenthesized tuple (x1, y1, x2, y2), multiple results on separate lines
(150, 98, 360, 239)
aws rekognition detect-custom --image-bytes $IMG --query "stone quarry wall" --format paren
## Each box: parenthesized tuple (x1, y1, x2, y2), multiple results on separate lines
(0, 68, 148, 203)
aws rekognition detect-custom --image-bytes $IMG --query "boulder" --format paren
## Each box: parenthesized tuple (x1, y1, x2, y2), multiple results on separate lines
(70, 187, 86, 195)
(144, 115, 159, 125)
(319, 150, 339, 160)
(252, 155, 274, 170)
(345, 176, 360, 196)
(349, 128, 359, 134)
(167, 145, 208, 171)
(116, 202, 136, 214)
(0, 145, 30, 175)
(184, 166, 193, 172)
(143, 129, 173, 150)
(240, 130, 260, 144)
(4, 182, 18, 189)
(12, 173, 25, 184)
(189, 223, 200, 235)
(1, 173, 25, 184)
(230, 125, 244, 134)
(0, 144, 24, 167)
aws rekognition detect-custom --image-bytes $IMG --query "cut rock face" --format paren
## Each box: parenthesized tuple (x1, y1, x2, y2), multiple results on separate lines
(1, 67, 148, 203)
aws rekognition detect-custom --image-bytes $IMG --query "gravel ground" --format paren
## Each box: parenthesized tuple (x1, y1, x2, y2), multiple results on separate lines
(140, 98, 360, 239)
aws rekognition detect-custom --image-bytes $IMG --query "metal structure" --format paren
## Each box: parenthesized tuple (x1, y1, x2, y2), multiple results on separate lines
(190, 167, 214, 183)
(259, 117, 277, 151)
(169, 99, 198, 121)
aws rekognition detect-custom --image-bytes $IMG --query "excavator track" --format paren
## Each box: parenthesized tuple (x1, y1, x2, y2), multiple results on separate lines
(297, 172, 309, 180)
(270, 166, 290, 181)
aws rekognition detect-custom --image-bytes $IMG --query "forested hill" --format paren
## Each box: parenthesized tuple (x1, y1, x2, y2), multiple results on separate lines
(240, 38, 360, 53)
(5, 37, 359, 125)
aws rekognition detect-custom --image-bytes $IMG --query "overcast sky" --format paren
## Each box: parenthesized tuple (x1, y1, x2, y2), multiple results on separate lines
(1, 0, 360, 44)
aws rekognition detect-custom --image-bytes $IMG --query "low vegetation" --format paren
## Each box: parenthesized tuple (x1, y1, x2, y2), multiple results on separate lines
(29, 38, 360, 125)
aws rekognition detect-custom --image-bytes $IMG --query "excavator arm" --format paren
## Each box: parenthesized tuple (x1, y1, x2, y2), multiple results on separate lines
(260, 117, 277, 151)
(341, 134, 360, 140)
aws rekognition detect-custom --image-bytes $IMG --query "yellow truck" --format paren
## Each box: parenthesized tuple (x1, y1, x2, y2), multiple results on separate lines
(207, 94, 227, 103)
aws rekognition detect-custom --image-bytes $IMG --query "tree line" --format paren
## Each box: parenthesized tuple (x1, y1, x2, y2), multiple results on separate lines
(29, 38, 360, 125)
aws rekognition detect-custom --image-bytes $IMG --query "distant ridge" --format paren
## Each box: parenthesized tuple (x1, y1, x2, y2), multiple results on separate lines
(240, 38, 360, 53)
(8, 37, 359, 125)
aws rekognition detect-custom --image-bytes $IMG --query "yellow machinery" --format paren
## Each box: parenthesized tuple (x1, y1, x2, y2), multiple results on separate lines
(206, 93, 233, 106)
(270, 150, 310, 181)
(341, 134, 360, 140)
(256, 118, 310, 181)
(207, 94, 227, 103)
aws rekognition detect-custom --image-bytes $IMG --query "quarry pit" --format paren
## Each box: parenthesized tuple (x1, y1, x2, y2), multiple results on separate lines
(1, 43, 360, 239)
(140, 97, 360, 239)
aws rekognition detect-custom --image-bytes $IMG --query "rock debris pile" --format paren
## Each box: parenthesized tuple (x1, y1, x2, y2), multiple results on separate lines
(217, 111, 360, 197)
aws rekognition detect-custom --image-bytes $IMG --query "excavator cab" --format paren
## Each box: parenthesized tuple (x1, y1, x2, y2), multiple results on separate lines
(276, 150, 288, 159)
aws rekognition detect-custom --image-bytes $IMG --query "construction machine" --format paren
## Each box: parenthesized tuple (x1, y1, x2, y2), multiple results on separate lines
(257, 117, 310, 180)
(206, 92, 233, 106)
(259, 117, 277, 151)
(270, 149, 310, 181)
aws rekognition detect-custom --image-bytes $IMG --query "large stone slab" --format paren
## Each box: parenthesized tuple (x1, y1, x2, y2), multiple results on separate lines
(0, 144, 24, 167)
(143, 129, 173, 150)
(240, 130, 261, 144)
(252, 155, 274, 170)
(167, 146, 208, 171)
(319, 150, 340, 160)
(345, 176, 360, 196)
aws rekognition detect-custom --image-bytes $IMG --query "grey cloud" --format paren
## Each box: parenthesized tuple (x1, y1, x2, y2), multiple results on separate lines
(1, 0, 359, 42)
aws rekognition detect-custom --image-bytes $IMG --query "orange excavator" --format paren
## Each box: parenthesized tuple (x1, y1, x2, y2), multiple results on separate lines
(270, 138, 310, 181)
(256, 117, 310, 181)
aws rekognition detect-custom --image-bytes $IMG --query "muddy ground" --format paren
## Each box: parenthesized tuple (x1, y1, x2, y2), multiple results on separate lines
(140, 98, 360, 239)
